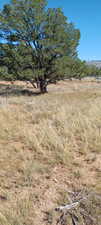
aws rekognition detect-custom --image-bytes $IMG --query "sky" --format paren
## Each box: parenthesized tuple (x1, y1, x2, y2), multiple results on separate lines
(0, 0, 101, 61)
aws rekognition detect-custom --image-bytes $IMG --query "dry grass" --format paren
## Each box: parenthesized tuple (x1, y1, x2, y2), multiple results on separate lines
(0, 80, 101, 225)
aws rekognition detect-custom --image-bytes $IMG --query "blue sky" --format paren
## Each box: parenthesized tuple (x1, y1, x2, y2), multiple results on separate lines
(0, 0, 101, 60)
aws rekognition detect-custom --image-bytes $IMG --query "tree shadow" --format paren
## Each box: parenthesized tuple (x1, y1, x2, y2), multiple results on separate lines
(0, 84, 41, 96)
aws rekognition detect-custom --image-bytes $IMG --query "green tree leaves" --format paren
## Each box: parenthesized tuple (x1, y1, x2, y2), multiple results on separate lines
(0, 0, 80, 92)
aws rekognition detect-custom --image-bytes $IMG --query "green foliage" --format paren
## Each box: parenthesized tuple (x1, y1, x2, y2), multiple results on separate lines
(87, 64, 101, 76)
(0, 0, 80, 92)
(70, 59, 89, 79)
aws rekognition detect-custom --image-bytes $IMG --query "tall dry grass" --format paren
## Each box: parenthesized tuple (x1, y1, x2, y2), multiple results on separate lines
(0, 84, 101, 225)
(0, 91, 101, 162)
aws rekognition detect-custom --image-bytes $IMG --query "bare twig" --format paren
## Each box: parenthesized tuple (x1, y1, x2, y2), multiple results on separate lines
(55, 190, 101, 225)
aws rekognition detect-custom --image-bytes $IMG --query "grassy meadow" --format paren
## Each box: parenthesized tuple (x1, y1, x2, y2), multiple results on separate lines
(0, 80, 101, 225)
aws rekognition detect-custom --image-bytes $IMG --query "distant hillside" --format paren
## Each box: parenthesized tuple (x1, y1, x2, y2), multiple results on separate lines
(86, 60, 101, 68)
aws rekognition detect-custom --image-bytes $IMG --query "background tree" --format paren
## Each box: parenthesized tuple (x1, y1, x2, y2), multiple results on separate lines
(0, 0, 80, 93)
(70, 59, 90, 79)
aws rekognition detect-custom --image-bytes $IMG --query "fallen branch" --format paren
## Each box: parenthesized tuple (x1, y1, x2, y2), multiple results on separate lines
(54, 190, 101, 225)
(55, 196, 88, 212)
(55, 202, 79, 212)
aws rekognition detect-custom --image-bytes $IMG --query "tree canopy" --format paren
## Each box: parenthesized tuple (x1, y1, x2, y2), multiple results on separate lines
(0, 0, 81, 92)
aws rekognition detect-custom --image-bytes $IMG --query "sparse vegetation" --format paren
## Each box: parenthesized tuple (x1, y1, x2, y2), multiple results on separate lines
(0, 80, 100, 225)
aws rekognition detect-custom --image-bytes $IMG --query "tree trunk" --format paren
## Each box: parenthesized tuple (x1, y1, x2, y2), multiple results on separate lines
(30, 80, 37, 88)
(39, 79, 48, 94)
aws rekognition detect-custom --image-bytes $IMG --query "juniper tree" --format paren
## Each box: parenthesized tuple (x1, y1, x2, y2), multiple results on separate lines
(0, 0, 80, 93)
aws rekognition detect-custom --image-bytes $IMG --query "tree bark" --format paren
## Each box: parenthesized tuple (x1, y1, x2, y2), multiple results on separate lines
(39, 79, 48, 93)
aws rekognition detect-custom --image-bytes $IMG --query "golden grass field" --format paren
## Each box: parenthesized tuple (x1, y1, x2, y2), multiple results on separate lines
(0, 80, 101, 225)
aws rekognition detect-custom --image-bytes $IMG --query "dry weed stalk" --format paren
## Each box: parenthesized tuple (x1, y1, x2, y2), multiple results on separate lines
(55, 190, 101, 225)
